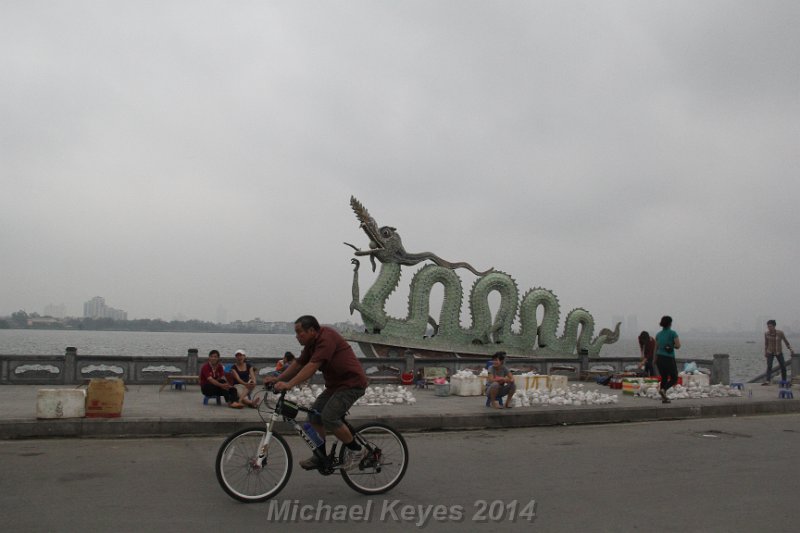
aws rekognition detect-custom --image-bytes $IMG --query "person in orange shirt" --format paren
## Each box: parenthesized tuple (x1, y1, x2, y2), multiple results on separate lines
(275, 351, 295, 373)
(268, 352, 295, 377)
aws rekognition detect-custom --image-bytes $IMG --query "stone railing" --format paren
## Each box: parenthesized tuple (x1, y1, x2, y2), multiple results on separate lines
(0, 348, 281, 386)
(358, 351, 734, 385)
(0, 348, 740, 385)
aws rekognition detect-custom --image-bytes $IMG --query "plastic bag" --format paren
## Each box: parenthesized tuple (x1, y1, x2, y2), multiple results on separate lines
(683, 362, 698, 374)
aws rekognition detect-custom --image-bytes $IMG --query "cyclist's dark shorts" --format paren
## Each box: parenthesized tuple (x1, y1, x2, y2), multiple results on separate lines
(310, 388, 366, 431)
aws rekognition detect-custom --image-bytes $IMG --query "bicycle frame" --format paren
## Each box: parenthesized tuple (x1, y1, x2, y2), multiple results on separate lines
(255, 387, 362, 476)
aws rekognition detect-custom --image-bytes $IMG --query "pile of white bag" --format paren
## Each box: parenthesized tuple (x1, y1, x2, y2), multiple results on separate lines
(511, 384, 619, 407)
(283, 384, 417, 407)
(636, 382, 743, 400)
(355, 385, 417, 406)
(283, 385, 322, 407)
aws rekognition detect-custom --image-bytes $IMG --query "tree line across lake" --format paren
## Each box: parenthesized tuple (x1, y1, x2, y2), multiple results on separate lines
(0, 311, 359, 334)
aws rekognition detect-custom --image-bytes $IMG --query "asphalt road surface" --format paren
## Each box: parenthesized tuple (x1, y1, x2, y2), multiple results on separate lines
(2, 414, 799, 532)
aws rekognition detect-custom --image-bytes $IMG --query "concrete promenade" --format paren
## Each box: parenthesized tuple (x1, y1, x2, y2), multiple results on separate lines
(1, 381, 799, 439)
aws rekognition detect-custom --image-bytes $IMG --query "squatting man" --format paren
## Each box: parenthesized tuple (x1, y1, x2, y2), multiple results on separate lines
(264, 315, 369, 470)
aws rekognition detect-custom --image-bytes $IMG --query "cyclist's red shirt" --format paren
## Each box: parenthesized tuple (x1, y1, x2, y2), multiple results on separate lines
(298, 327, 368, 392)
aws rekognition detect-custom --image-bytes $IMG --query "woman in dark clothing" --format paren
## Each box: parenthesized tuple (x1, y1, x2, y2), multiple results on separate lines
(231, 349, 258, 408)
(638, 331, 656, 377)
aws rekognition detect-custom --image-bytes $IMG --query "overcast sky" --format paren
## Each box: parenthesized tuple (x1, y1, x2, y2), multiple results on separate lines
(2, 1, 798, 334)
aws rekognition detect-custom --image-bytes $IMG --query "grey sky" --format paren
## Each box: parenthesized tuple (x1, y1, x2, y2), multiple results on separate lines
(2, 1, 798, 334)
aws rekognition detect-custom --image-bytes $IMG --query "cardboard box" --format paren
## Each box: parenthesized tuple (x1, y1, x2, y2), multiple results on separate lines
(85, 378, 125, 418)
(514, 375, 532, 391)
(531, 375, 550, 391)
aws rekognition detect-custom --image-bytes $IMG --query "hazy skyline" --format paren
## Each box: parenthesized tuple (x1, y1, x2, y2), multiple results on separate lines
(2, 2, 799, 335)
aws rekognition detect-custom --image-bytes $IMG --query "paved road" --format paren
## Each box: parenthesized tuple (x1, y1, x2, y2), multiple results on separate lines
(2, 414, 799, 532)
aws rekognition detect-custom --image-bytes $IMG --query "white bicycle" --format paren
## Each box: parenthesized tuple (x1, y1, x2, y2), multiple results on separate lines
(215, 385, 409, 503)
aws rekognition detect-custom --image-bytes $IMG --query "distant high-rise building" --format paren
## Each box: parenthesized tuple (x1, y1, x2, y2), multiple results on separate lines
(83, 296, 127, 320)
(84, 296, 105, 318)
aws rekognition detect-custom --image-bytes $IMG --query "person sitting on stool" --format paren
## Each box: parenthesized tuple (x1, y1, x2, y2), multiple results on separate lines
(487, 351, 516, 409)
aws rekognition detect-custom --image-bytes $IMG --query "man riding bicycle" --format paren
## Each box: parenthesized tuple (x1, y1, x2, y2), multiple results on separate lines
(264, 315, 368, 470)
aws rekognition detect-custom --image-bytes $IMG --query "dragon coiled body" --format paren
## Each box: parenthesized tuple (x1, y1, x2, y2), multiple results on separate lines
(356, 262, 618, 356)
(347, 196, 620, 357)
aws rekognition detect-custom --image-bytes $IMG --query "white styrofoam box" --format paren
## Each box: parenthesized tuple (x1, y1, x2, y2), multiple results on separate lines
(449, 376, 462, 395)
(452, 376, 485, 396)
(681, 373, 710, 387)
(36, 388, 86, 419)
(465, 377, 483, 396)
(549, 375, 568, 391)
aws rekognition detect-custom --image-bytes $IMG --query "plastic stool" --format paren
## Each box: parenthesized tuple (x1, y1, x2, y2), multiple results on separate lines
(203, 395, 222, 405)
(171, 380, 185, 391)
(730, 382, 744, 390)
(485, 395, 505, 407)
(778, 389, 794, 399)
(779, 380, 791, 389)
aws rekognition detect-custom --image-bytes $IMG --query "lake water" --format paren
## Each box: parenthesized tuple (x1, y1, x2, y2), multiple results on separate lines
(0, 330, 302, 361)
(0, 329, 776, 382)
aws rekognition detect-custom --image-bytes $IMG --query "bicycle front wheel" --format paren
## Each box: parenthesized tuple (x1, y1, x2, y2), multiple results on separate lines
(340, 423, 408, 495)
(216, 427, 292, 502)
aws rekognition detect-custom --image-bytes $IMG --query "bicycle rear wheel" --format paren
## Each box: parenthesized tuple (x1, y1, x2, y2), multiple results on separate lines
(340, 423, 408, 494)
(216, 427, 292, 502)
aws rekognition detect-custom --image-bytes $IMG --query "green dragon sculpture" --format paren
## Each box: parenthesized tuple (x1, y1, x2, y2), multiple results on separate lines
(345, 196, 620, 357)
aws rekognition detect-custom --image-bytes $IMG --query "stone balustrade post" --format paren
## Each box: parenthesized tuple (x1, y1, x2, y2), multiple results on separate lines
(712, 353, 729, 385)
(65, 347, 77, 385)
(791, 354, 799, 381)
(404, 349, 415, 374)
(579, 349, 589, 374)
(188, 348, 198, 374)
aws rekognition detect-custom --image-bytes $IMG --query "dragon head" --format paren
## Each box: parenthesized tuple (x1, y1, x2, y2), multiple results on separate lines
(348, 196, 493, 276)
(349, 196, 411, 264)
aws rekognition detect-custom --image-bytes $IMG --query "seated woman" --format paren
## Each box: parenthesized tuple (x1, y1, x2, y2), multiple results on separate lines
(199, 349, 241, 407)
(486, 351, 516, 409)
(230, 349, 258, 408)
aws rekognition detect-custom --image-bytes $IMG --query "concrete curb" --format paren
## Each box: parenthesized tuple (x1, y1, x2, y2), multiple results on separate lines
(2, 399, 799, 440)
